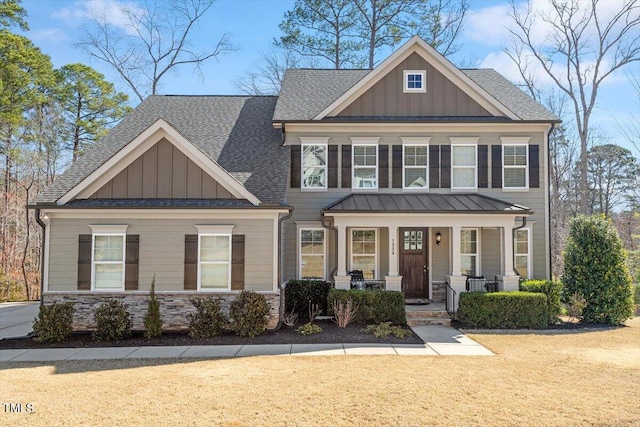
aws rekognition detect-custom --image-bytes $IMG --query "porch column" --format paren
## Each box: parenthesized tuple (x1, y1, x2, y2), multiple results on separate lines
(450, 225, 462, 276)
(385, 226, 402, 292)
(333, 225, 351, 289)
(498, 225, 520, 291)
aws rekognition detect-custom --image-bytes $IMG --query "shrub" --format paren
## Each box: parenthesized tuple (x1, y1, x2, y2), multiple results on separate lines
(457, 292, 548, 329)
(328, 290, 406, 324)
(229, 291, 270, 337)
(32, 302, 75, 343)
(565, 292, 587, 319)
(296, 322, 322, 336)
(187, 297, 227, 338)
(143, 276, 162, 339)
(520, 279, 562, 324)
(92, 300, 132, 341)
(284, 280, 332, 321)
(332, 298, 358, 328)
(562, 215, 634, 325)
(361, 322, 412, 338)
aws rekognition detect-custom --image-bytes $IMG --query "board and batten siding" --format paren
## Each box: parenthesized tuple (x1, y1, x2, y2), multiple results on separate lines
(47, 218, 274, 292)
(337, 53, 492, 118)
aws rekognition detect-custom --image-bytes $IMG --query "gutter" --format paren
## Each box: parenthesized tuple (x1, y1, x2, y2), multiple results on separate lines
(34, 209, 45, 308)
(512, 216, 527, 278)
(547, 122, 556, 280)
(321, 212, 338, 279)
(273, 206, 294, 331)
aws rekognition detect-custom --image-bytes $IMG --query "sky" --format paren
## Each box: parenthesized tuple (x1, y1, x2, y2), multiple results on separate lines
(17, 0, 640, 155)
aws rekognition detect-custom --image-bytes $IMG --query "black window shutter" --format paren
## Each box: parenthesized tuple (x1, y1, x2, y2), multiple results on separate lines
(125, 235, 139, 291)
(429, 145, 440, 188)
(392, 145, 402, 188)
(328, 145, 338, 188)
(231, 235, 245, 290)
(529, 144, 540, 188)
(77, 234, 92, 290)
(341, 145, 352, 188)
(184, 235, 198, 290)
(378, 145, 389, 188)
(440, 145, 451, 188)
(290, 145, 301, 188)
(478, 145, 488, 188)
(492, 145, 502, 188)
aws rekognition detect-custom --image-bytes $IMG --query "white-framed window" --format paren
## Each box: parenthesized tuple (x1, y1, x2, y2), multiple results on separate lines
(351, 228, 377, 279)
(403, 70, 426, 93)
(89, 225, 128, 291)
(352, 144, 378, 189)
(302, 144, 327, 189)
(452, 144, 477, 189)
(515, 228, 530, 279)
(403, 144, 429, 189)
(502, 141, 529, 190)
(195, 225, 234, 290)
(460, 228, 479, 277)
(299, 228, 325, 279)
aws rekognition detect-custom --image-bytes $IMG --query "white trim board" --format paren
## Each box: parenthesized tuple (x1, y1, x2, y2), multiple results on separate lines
(58, 119, 261, 206)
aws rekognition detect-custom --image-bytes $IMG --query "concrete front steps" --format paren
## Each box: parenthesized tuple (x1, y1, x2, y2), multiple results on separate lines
(405, 304, 451, 326)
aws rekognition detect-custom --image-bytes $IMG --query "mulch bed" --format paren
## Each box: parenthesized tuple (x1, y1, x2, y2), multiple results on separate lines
(0, 320, 422, 349)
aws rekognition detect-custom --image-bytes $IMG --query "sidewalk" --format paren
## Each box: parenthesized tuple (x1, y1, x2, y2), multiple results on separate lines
(0, 325, 493, 361)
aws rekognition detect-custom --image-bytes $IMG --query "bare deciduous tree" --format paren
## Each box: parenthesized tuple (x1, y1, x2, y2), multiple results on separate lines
(77, 0, 233, 102)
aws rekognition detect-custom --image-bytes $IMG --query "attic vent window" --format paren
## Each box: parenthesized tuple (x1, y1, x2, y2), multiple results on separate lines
(404, 70, 426, 93)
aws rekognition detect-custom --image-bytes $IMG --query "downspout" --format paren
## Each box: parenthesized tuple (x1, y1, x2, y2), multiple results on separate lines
(34, 208, 45, 308)
(321, 212, 338, 279)
(546, 122, 556, 280)
(274, 207, 293, 331)
(512, 216, 527, 278)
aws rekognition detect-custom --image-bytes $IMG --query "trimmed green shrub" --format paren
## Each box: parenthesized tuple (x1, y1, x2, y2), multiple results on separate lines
(296, 322, 322, 336)
(284, 280, 332, 320)
(563, 215, 634, 325)
(32, 302, 75, 343)
(520, 279, 562, 324)
(361, 322, 412, 338)
(92, 300, 132, 341)
(143, 276, 162, 339)
(229, 291, 270, 337)
(188, 297, 227, 338)
(327, 289, 406, 324)
(457, 292, 548, 329)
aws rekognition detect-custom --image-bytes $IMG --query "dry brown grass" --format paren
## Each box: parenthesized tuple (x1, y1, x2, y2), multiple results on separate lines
(2, 318, 639, 427)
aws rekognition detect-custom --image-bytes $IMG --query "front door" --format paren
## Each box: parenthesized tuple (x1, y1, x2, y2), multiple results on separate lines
(399, 228, 428, 299)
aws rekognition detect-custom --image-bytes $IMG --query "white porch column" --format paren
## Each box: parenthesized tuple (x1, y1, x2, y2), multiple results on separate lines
(450, 225, 462, 276)
(498, 225, 520, 291)
(385, 226, 402, 292)
(333, 225, 351, 289)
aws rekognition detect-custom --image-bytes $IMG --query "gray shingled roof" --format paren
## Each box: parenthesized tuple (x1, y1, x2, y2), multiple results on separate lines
(323, 193, 531, 214)
(273, 68, 558, 122)
(35, 96, 289, 205)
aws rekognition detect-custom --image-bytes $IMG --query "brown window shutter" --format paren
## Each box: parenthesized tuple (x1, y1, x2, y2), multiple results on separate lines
(184, 234, 198, 290)
(341, 145, 351, 188)
(440, 145, 451, 188)
(231, 235, 245, 290)
(392, 145, 402, 188)
(529, 144, 540, 188)
(492, 145, 502, 188)
(125, 235, 139, 291)
(77, 234, 92, 290)
(429, 145, 440, 188)
(478, 145, 488, 188)
(290, 145, 301, 188)
(378, 145, 389, 188)
(328, 145, 338, 188)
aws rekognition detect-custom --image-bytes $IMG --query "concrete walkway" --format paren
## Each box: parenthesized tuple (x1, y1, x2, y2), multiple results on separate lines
(0, 325, 492, 361)
(0, 302, 39, 339)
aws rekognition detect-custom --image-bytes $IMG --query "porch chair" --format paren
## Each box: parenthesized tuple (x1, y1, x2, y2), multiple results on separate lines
(466, 276, 486, 292)
(348, 270, 365, 289)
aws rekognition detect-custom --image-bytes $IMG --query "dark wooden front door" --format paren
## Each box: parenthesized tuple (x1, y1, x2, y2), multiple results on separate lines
(399, 228, 428, 298)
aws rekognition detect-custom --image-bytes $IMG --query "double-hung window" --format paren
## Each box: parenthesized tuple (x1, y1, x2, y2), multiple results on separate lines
(451, 142, 477, 189)
(352, 140, 378, 189)
(514, 228, 530, 279)
(196, 225, 233, 290)
(89, 225, 128, 291)
(299, 228, 325, 279)
(301, 143, 327, 189)
(351, 229, 377, 279)
(402, 138, 430, 189)
(502, 137, 530, 189)
(460, 228, 479, 277)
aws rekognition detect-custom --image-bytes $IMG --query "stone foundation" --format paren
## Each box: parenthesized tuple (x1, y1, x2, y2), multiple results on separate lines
(431, 282, 446, 303)
(43, 292, 281, 331)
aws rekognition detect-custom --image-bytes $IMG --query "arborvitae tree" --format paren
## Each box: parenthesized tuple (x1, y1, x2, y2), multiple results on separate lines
(144, 276, 163, 338)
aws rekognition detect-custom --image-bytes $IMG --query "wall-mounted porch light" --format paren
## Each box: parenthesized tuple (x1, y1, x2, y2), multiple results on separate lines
(435, 230, 442, 246)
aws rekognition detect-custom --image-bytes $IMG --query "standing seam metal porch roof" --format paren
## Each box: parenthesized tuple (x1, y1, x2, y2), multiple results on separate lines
(322, 194, 531, 214)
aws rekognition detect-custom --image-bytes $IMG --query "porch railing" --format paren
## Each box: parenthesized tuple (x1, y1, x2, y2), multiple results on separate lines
(445, 281, 457, 320)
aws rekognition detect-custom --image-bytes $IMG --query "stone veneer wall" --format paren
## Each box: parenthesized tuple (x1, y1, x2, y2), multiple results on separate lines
(43, 292, 281, 331)
(431, 282, 446, 303)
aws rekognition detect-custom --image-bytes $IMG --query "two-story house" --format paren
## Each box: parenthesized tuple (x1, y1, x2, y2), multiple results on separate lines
(30, 36, 558, 330)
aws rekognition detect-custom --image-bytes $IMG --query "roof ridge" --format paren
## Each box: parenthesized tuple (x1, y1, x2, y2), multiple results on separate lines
(151, 94, 278, 98)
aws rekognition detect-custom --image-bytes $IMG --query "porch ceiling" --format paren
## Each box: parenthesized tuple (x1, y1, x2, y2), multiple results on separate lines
(322, 193, 530, 214)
